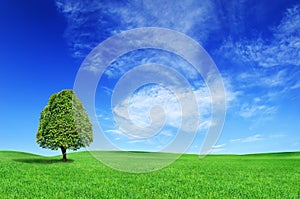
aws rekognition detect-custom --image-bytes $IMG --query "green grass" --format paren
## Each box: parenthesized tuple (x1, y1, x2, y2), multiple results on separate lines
(0, 151, 300, 198)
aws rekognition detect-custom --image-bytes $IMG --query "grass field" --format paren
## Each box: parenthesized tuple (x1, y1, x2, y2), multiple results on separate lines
(0, 151, 300, 198)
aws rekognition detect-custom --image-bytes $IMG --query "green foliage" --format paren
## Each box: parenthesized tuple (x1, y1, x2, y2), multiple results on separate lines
(0, 151, 300, 198)
(36, 90, 93, 151)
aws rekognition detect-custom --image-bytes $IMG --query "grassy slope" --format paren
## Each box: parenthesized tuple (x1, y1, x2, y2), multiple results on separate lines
(0, 151, 299, 198)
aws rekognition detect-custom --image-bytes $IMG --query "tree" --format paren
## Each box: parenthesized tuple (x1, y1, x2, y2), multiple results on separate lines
(36, 90, 93, 161)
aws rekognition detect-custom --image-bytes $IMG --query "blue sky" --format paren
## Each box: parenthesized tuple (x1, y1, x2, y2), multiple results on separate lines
(0, 0, 300, 155)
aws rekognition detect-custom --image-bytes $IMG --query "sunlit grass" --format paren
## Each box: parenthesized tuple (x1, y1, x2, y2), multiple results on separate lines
(0, 151, 299, 198)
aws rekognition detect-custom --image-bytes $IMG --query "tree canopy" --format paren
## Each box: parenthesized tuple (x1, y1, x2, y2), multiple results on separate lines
(36, 90, 93, 161)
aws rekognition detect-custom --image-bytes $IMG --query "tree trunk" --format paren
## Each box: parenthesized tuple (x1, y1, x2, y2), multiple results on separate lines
(60, 146, 67, 162)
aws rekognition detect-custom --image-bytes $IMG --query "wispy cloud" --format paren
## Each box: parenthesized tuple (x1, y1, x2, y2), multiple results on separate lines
(103, 50, 201, 80)
(236, 67, 299, 92)
(101, 86, 113, 96)
(239, 103, 277, 119)
(127, 139, 146, 144)
(230, 138, 241, 142)
(212, 143, 226, 149)
(96, 113, 111, 121)
(251, 69, 287, 87)
(55, 0, 219, 58)
(242, 134, 263, 143)
(206, 143, 226, 153)
(109, 0, 218, 39)
(291, 81, 300, 90)
(232, 66, 298, 121)
(160, 130, 173, 137)
(269, 133, 287, 139)
(231, 134, 264, 143)
(105, 129, 124, 135)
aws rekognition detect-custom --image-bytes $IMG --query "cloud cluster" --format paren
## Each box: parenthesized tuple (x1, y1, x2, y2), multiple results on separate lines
(111, 72, 237, 136)
(220, 5, 300, 67)
(112, 84, 211, 138)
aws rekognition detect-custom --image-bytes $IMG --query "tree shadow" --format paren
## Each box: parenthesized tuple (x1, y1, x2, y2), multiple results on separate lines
(13, 158, 74, 164)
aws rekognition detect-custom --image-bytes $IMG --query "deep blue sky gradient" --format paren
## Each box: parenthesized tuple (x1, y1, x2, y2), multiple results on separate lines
(0, 0, 299, 155)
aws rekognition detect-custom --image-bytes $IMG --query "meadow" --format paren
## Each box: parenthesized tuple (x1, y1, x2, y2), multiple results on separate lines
(0, 151, 299, 198)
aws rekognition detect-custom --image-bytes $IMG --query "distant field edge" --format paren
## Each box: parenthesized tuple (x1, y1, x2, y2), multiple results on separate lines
(0, 150, 299, 158)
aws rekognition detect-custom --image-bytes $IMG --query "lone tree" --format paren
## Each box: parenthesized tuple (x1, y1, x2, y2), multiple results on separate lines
(36, 90, 93, 161)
